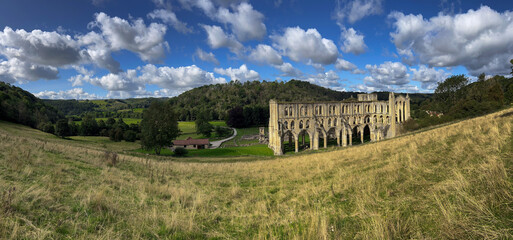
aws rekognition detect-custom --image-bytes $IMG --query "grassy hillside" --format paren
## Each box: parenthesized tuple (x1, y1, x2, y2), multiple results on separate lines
(1, 108, 512, 238)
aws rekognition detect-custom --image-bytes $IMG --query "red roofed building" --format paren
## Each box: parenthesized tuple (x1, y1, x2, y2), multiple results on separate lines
(173, 137, 210, 149)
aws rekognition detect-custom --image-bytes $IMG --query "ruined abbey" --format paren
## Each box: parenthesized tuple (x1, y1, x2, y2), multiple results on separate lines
(268, 93, 410, 155)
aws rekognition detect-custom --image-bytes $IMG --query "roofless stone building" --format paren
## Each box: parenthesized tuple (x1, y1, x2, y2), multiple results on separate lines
(268, 93, 410, 155)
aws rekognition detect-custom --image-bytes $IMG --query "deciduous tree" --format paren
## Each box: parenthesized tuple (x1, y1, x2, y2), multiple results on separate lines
(140, 101, 180, 155)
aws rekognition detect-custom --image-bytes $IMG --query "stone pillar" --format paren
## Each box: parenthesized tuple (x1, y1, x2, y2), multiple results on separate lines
(294, 135, 299, 153)
(360, 127, 364, 143)
(302, 134, 305, 145)
(406, 94, 411, 121)
(323, 132, 327, 148)
(342, 129, 347, 147)
(336, 131, 340, 146)
(313, 131, 319, 150)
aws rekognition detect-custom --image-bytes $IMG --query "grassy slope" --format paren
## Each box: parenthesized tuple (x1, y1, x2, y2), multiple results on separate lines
(1, 109, 513, 239)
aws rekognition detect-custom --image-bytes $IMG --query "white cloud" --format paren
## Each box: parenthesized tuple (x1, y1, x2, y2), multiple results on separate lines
(271, 26, 338, 65)
(148, 9, 193, 34)
(273, 62, 302, 77)
(389, 6, 513, 76)
(91, 12, 168, 62)
(216, 2, 266, 41)
(0, 27, 83, 68)
(248, 44, 283, 65)
(179, 0, 266, 42)
(195, 48, 219, 65)
(363, 61, 410, 89)
(214, 64, 260, 82)
(335, 58, 357, 71)
(70, 64, 226, 98)
(333, 0, 383, 25)
(0, 58, 58, 83)
(77, 31, 121, 73)
(35, 88, 99, 100)
(410, 65, 450, 90)
(141, 64, 226, 89)
(305, 70, 344, 90)
(340, 28, 366, 55)
(201, 24, 243, 54)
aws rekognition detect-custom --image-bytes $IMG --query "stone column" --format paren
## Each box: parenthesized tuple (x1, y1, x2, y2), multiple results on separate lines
(302, 134, 305, 145)
(342, 129, 347, 147)
(360, 127, 364, 143)
(336, 131, 340, 146)
(294, 135, 299, 153)
(323, 132, 327, 148)
(313, 131, 319, 150)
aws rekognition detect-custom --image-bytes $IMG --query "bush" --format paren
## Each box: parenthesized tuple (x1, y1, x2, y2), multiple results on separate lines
(103, 151, 118, 167)
(41, 122, 55, 134)
(123, 130, 137, 142)
(173, 147, 188, 157)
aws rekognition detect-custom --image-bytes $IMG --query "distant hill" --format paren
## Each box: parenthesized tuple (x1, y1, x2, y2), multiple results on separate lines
(41, 79, 432, 121)
(0, 82, 63, 128)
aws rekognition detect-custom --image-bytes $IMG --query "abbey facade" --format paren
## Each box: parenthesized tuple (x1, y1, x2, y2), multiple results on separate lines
(268, 93, 410, 155)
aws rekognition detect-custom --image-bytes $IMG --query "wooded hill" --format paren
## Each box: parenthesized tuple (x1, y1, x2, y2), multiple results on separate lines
(0, 82, 63, 129)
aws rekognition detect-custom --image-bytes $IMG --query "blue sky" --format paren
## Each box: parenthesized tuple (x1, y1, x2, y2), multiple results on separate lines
(0, 0, 512, 99)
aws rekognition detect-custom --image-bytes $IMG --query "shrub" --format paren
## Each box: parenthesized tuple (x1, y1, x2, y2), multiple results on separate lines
(173, 147, 188, 157)
(103, 151, 118, 167)
(123, 130, 137, 142)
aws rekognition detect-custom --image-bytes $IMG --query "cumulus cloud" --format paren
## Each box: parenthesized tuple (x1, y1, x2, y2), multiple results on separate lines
(35, 88, 99, 100)
(90, 12, 168, 62)
(0, 58, 58, 83)
(271, 26, 338, 65)
(333, 0, 383, 25)
(70, 64, 226, 98)
(363, 61, 410, 89)
(305, 70, 344, 90)
(148, 9, 193, 34)
(410, 65, 450, 90)
(179, 0, 266, 42)
(340, 28, 366, 54)
(248, 44, 283, 65)
(0, 27, 83, 68)
(201, 24, 243, 54)
(273, 62, 302, 77)
(194, 48, 219, 65)
(214, 64, 260, 82)
(77, 31, 121, 73)
(335, 58, 357, 71)
(216, 2, 266, 41)
(140, 64, 226, 89)
(389, 6, 513, 76)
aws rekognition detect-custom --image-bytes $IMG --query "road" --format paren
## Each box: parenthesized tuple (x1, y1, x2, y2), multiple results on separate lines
(209, 128, 237, 149)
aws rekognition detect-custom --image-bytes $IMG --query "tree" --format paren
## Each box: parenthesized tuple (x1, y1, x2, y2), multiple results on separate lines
(227, 106, 245, 128)
(123, 130, 137, 142)
(140, 101, 180, 155)
(80, 114, 99, 136)
(195, 110, 213, 137)
(433, 75, 469, 112)
(510, 59, 513, 75)
(55, 119, 70, 138)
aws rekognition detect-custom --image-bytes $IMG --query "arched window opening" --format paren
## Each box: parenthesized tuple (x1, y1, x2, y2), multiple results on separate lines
(328, 118, 332, 127)
(289, 107, 293, 116)
(284, 108, 288, 116)
(306, 120, 310, 128)
(334, 118, 337, 126)
(284, 121, 288, 129)
(291, 120, 295, 129)
(299, 120, 303, 129)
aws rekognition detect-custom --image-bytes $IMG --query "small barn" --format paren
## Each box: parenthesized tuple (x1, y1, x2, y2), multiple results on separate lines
(173, 137, 210, 149)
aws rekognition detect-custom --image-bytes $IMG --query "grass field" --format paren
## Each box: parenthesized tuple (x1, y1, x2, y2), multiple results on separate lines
(175, 121, 228, 140)
(1, 108, 513, 239)
(221, 126, 260, 147)
(135, 144, 273, 158)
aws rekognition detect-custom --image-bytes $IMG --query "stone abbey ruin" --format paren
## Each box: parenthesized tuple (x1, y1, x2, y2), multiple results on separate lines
(268, 93, 410, 155)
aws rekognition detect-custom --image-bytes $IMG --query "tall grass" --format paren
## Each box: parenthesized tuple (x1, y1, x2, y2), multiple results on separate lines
(0, 108, 513, 238)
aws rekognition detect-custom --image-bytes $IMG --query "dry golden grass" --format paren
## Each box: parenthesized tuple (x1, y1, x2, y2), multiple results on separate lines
(1, 108, 513, 239)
